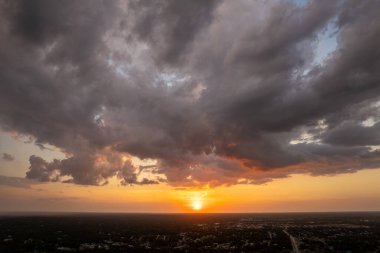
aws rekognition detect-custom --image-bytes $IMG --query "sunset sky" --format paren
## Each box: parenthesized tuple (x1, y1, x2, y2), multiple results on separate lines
(1, 0, 380, 213)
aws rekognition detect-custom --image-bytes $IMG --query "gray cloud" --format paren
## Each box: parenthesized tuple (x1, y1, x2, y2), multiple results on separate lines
(0, 175, 33, 188)
(127, 0, 220, 65)
(322, 122, 380, 147)
(2, 152, 14, 161)
(0, 0, 380, 187)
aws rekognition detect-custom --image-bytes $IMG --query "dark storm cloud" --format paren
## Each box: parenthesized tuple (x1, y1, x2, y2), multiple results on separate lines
(26, 155, 60, 182)
(1, 0, 380, 187)
(322, 122, 380, 147)
(127, 0, 220, 65)
(2, 152, 14, 161)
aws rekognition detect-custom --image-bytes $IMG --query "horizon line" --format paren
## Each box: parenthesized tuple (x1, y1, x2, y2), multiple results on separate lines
(1, 210, 380, 216)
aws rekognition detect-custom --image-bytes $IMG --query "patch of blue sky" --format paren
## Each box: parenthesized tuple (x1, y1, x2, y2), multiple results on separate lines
(292, 0, 309, 7)
(107, 58, 129, 77)
(158, 72, 189, 87)
(293, 0, 339, 65)
(314, 18, 338, 66)
(300, 18, 338, 77)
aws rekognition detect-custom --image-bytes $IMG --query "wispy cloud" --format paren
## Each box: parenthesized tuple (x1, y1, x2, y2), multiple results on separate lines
(0, 175, 33, 188)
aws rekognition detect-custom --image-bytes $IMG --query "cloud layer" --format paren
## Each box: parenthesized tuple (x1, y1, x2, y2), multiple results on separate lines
(1, 0, 380, 186)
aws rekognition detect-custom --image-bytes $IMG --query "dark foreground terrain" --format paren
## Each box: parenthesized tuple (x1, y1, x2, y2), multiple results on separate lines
(1, 212, 380, 252)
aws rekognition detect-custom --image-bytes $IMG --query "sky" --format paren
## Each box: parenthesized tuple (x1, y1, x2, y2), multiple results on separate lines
(1, 0, 380, 213)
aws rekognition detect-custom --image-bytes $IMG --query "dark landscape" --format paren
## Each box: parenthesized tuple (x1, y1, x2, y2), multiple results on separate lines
(1, 212, 380, 252)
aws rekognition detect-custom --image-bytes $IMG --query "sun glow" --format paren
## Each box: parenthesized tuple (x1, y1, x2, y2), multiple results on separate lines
(192, 198, 203, 211)
(187, 191, 208, 212)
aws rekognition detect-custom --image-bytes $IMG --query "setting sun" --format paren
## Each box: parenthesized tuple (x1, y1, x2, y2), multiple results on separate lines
(187, 191, 208, 212)
(192, 199, 203, 211)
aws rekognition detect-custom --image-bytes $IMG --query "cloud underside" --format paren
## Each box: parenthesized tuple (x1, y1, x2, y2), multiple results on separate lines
(1, 0, 380, 187)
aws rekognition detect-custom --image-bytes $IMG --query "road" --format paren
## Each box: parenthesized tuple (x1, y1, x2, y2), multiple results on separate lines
(283, 229, 300, 253)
